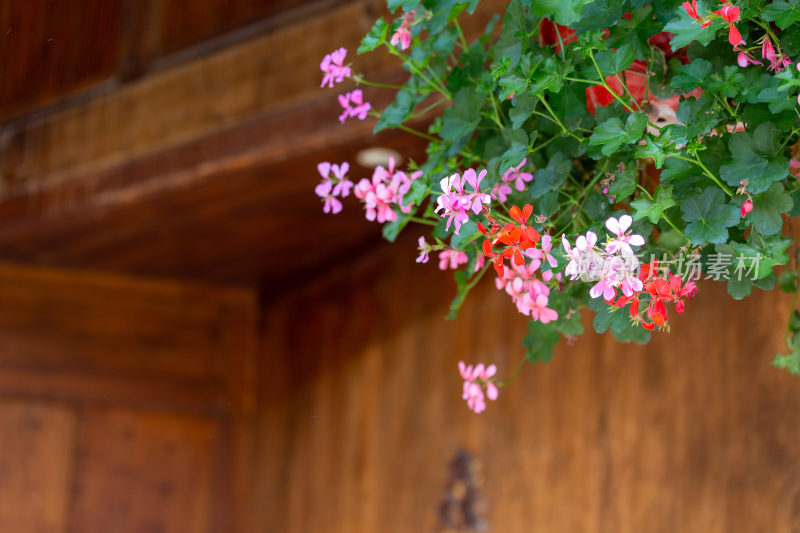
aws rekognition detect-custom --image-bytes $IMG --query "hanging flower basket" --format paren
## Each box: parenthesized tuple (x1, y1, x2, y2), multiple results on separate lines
(315, 0, 800, 412)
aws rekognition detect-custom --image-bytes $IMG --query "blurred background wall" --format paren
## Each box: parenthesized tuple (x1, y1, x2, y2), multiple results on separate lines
(0, 1, 799, 532)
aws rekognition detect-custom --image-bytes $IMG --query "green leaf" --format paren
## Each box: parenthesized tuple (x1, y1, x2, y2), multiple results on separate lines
(594, 43, 636, 77)
(635, 134, 672, 168)
(734, 235, 791, 280)
(664, 8, 724, 49)
(522, 0, 584, 26)
(763, 0, 800, 29)
(719, 122, 789, 194)
(450, 220, 479, 250)
(388, 0, 420, 11)
(358, 18, 388, 54)
(523, 319, 560, 364)
(589, 113, 648, 156)
(681, 187, 740, 245)
(382, 211, 412, 242)
(727, 277, 754, 300)
(529, 152, 572, 196)
(374, 88, 416, 132)
(670, 58, 712, 91)
(779, 270, 799, 292)
(748, 182, 793, 236)
(509, 93, 537, 129)
(675, 95, 719, 138)
(553, 311, 583, 337)
(631, 185, 676, 224)
(773, 351, 800, 375)
(440, 87, 483, 141)
(706, 65, 746, 99)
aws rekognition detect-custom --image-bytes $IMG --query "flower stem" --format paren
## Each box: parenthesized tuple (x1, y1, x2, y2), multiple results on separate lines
(454, 19, 469, 52)
(540, 98, 582, 141)
(398, 123, 439, 142)
(588, 49, 636, 113)
(390, 48, 451, 98)
(673, 154, 734, 197)
(410, 216, 438, 226)
(355, 78, 405, 90)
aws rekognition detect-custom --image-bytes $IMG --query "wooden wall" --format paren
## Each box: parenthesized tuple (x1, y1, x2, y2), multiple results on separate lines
(0, 263, 257, 533)
(253, 237, 800, 533)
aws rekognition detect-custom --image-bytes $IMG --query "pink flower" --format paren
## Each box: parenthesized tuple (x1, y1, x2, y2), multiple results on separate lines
(338, 90, 371, 123)
(501, 158, 534, 192)
(741, 198, 753, 218)
(491, 181, 513, 202)
(390, 10, 416, 51)
(434, 168, 490, 234)
(528, 234, 558, 268)
(353, 156, 420, 223)
(604, 215, 645, 255)
(320, 48, 351, 88)
(458, 362, 499, 414)
(314, 180, 343, 214)
(416, 236, 430, 263)
(330, 163, 353, 197)
(762, 38, 776, 63)
(315, 161, 352, 214)
(519, 293, 559, 323)
(438, 249, 468, 270)
(590, 277, 617, 300)
(728, 25, 742, 47)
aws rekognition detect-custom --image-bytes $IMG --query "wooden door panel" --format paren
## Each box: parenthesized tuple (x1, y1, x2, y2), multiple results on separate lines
(70, 408, 218, 533)
(0, 401, 77, 533)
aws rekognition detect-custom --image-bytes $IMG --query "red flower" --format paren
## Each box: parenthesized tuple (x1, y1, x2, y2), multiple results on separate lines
(728, 24, 742, 46)
(716, 4, 740, 23)
(741, 198, 753, 218)
(539, 19, 577, 55)
(481, 205, 540, 277)
(585, 60, 648, 115)
(682, 0, 701, 19)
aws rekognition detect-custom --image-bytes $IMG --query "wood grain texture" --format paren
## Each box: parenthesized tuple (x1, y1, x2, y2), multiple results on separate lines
(0, 0, 123, 120)
(0, 262, 257, 411)
(71, 408, 217, 533)
(0, 401, 76, 533)
(251, 237, 800, 533)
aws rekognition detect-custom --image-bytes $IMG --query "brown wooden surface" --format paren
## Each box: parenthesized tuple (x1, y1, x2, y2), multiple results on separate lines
(0, 401, 76, 533)
(71, 408, 217, 533)
(0, 0, 505, 286)
(252, 237, 800, 533)
(0, 263, 257, 533)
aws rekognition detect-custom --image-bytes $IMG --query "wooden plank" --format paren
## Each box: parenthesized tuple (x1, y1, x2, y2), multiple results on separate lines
(70, 408, 218, 533)
(251, 239, 800, 533)
(0, 0, 123, 120)
(0, 262, 257, 411)
(0, 1, 397, 196)
(0, 401, 77, 533)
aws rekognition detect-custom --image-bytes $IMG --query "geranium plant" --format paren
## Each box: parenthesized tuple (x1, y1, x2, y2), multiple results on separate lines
(315, 0, 800, 412)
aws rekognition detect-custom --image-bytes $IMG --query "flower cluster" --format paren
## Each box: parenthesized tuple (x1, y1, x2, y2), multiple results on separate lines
(562, 216, 646, 301)
(320, 48, 350, 88)
(683, 0, 741, 45)
(354, 157, 422, 223)
(495, 258, 558, 323)
(480, 204, 541, 277)
(390, 9, 416, 50)
(314, 162, 352, 214)
(338, 90, 371, 123)
(458, 362, 499, 414)
(314, 0, 800, 410)
(490, 159, 533, 202)
(611, 261, 698, 331)
(435, 168, 491, 234)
